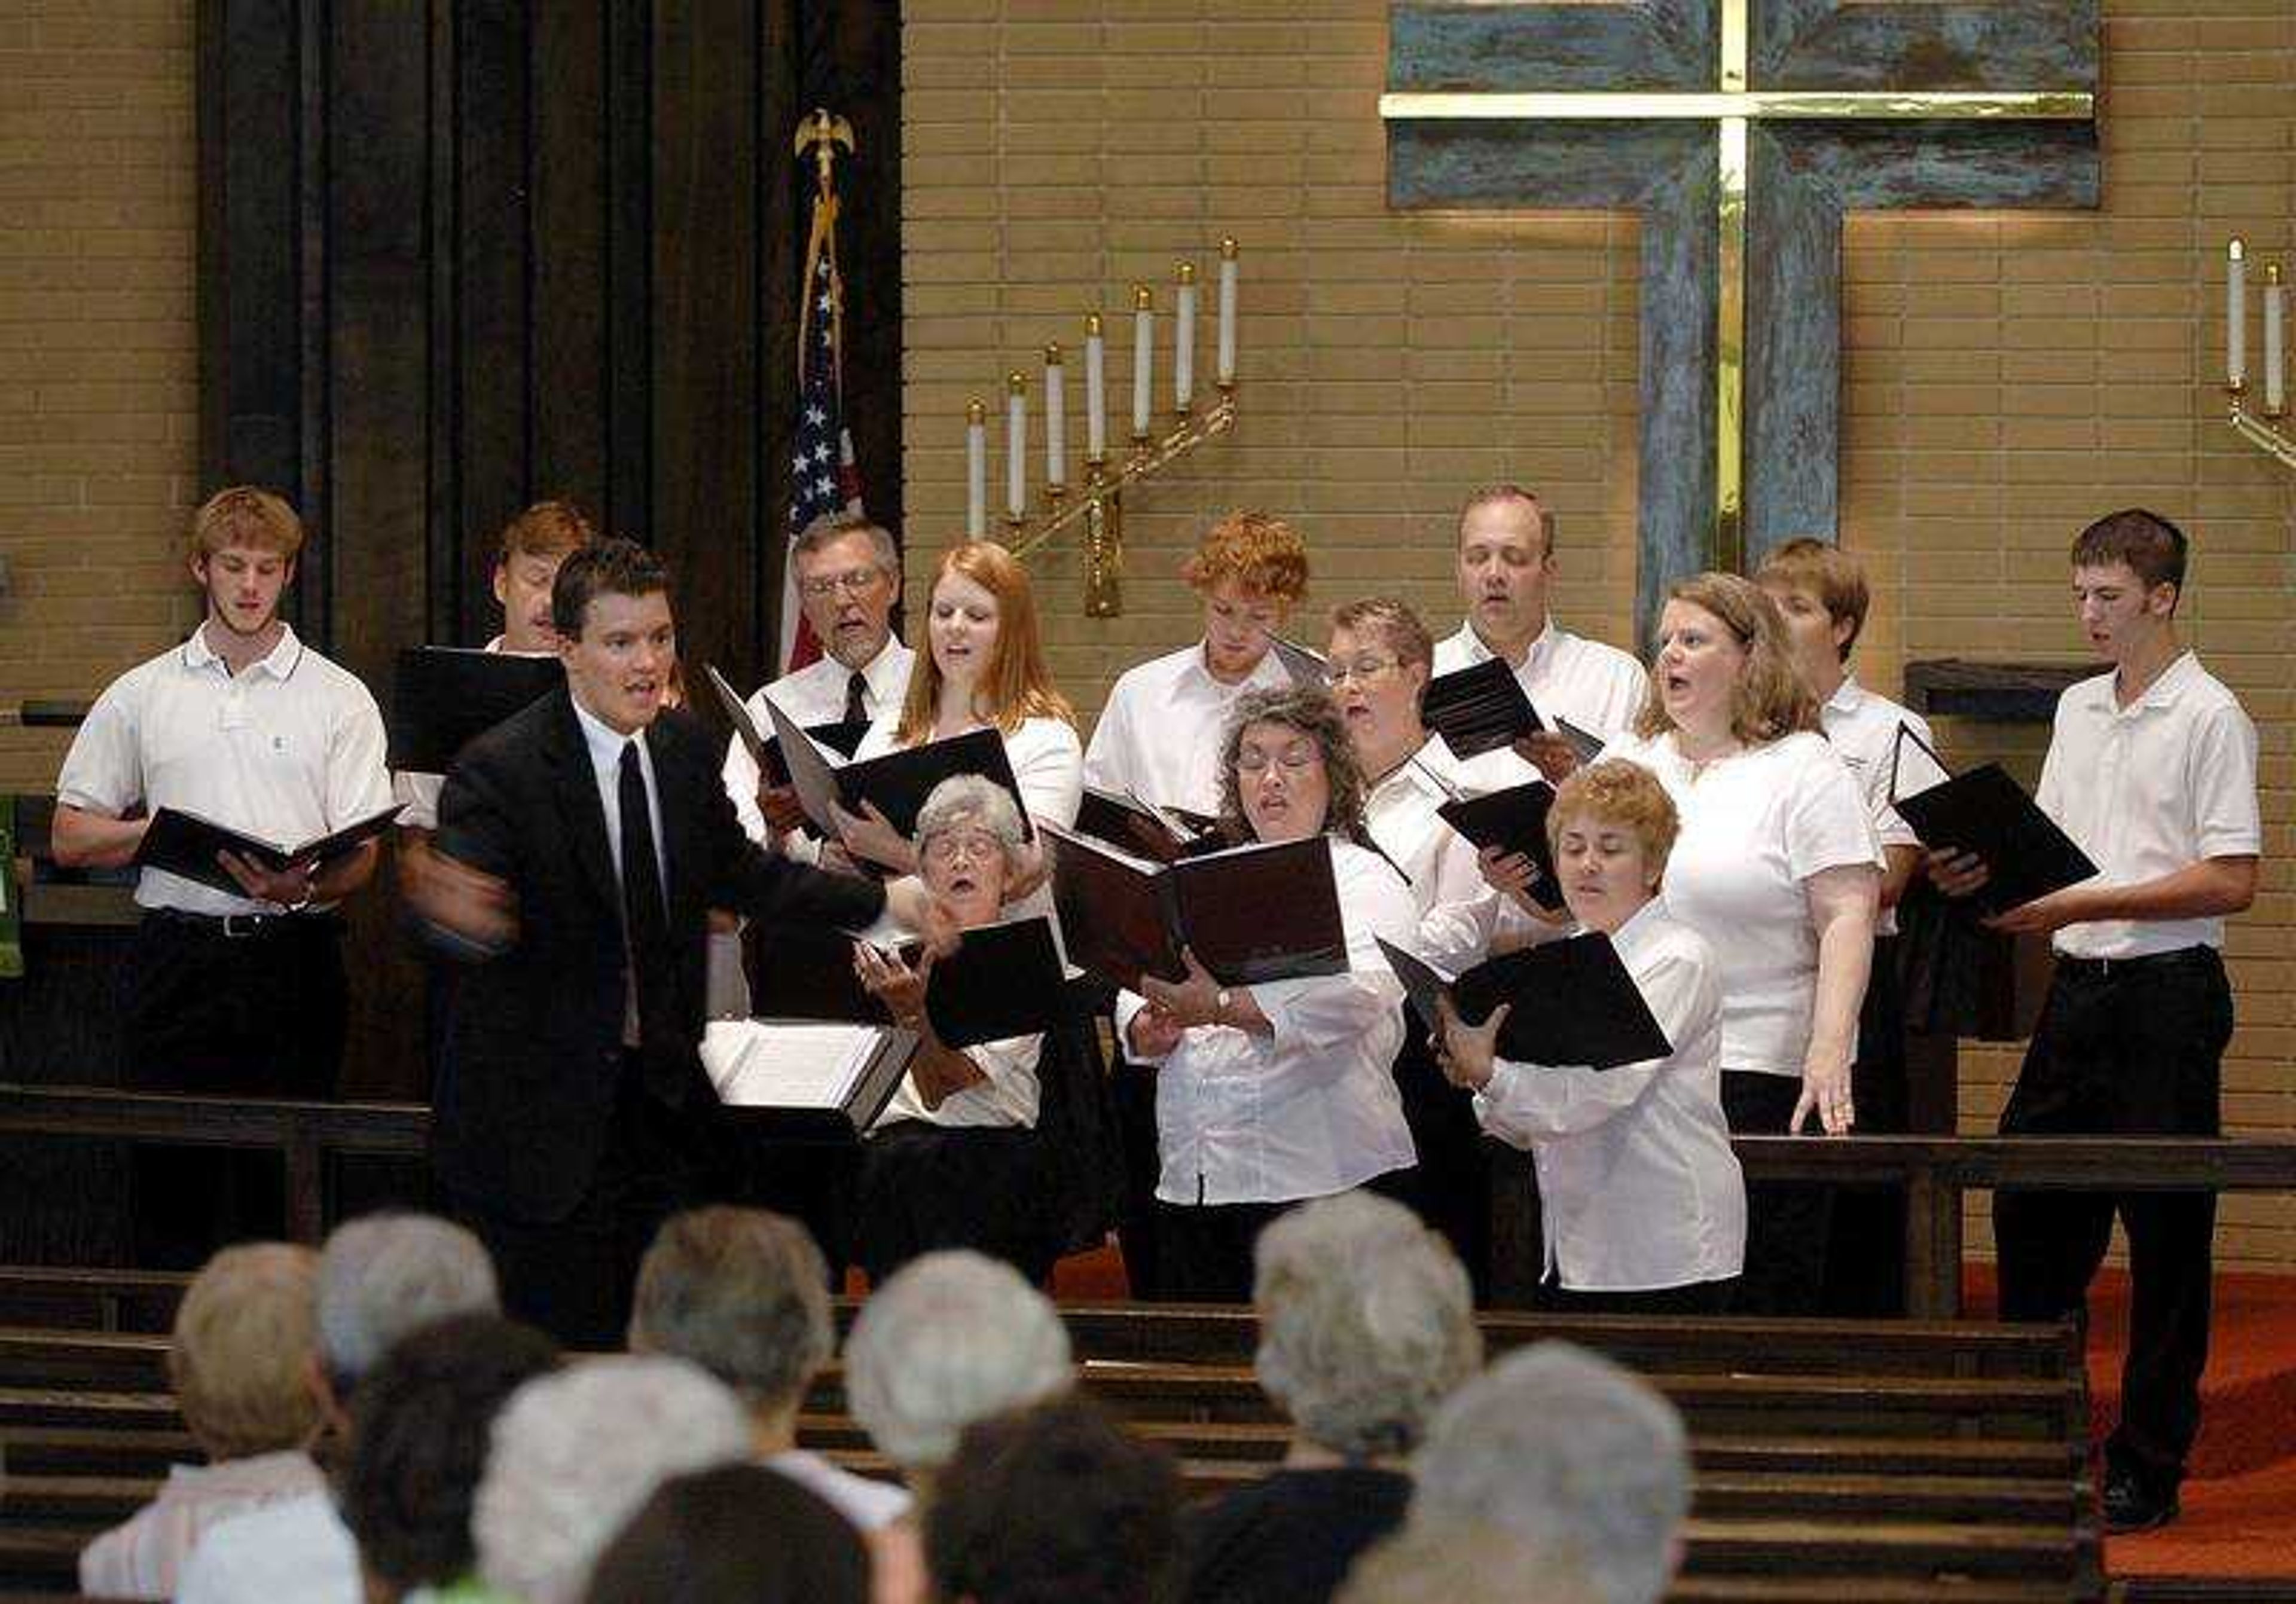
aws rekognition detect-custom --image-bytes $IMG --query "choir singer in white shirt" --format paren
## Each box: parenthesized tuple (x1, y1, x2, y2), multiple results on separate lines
(1113, 686, 1419, 1301)
(1434, 759, 1745, 1313)
(1601, 572, 1880, 1316)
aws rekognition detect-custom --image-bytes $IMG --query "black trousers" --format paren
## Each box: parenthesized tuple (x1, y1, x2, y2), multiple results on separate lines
(1995, 947, 2231, 1496)
(450, 1059, 718, 1350)
(1385, 1010, 1492, 1296)
(1111, 1056, 1168, 1299)
(124, 910, 347, 1268)
(1154, 1198, 1290, 1304)
(854, 1122, 1058, 1287)
(1822, 936, 1909, 1316)
(1722, 1070, 1833, 1316)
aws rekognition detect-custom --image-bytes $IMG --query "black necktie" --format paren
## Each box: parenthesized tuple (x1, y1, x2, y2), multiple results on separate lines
(844, 669, 869, 727)
(618, 741, 686, 1104)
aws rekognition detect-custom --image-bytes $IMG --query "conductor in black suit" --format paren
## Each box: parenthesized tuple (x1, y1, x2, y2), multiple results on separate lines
(410, 538, 955, 1345)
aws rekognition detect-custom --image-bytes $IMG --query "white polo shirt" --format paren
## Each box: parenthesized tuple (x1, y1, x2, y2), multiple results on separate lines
(1474, 899, 1745, 1293)
(56, 624, 393, 918)
(1604, 729, 1880, 1077)
(2037, 652, 2260, 961)
(1360, 738, 1485, 918)
(1819, 676, 1937, 938)
(1083, 640, 1292, 818)
(1431, 618, 1648, 792)
(723, 637, 915, 844)
(1115, 839, 1417, 1207)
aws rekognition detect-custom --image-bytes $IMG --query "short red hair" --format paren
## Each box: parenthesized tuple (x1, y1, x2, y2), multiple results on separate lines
(1180, 511, 1308, 603)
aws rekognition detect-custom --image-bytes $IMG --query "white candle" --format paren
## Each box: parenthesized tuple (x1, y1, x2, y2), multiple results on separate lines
(1131, 286, 1153, 440)
(1044, 344, 1067, 488)
(2228, 239, 2246, 390)
(2267, 263, 2286, 414)
(1174, 263, 1196, 413)
(965, 401, 986, 539)
(1084, 314, 1107, 462)
(1005, 374, 1027, 522)
(1217, 237, 1238, 386)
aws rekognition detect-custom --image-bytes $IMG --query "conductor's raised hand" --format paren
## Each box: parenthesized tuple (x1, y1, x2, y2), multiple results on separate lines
(1140, 945, 1223, 1029)
(1434, 994, 1507, 1092)
(401, 840, 520, 957)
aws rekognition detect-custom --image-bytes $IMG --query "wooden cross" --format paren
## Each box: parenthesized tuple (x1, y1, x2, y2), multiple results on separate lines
(1384, 0, 2099, 631)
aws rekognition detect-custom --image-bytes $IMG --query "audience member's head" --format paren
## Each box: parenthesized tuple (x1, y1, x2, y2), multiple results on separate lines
(339, 1313, 560, 1603)
(317, 1212, 499, 1403)
(169, 1242, 323, 1461)
(627, 1206, 833, 1443)
(844, 1250, 1073, 1487)
(474, 1356, 752, 1604)
(1253, 1191, 1483, 1462)
(1413, 1342, 1691, 1604)
(925, 1397, 1180, 1604)
(583, 1462, 870, 1604)
(1336, 1517, 1595, 1604)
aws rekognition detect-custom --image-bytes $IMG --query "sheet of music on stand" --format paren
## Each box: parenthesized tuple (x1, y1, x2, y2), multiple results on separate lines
(700, 1019, 919, 1140)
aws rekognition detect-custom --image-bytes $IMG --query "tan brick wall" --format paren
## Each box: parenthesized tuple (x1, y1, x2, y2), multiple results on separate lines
(0, 0, 200, 793)
(903, 1, 2296, 1266)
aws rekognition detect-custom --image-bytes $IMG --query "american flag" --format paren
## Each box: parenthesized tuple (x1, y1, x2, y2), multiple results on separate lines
(778, 184, 865, 674)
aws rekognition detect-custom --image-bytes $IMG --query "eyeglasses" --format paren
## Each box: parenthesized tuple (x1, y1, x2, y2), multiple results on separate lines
(920, 830, 1006, 866)
(799, 567, 886, 598)
(1327, 654, 1400, 685)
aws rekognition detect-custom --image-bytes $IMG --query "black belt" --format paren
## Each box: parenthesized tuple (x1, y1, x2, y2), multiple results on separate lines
(148, 906, 340, 941)
(2053, 945, 2216, 982)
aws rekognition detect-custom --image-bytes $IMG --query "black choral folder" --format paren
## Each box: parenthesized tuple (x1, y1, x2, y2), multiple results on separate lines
(704, 664, 871, 789)
(1885, 724, 2096, 917)
(1377, 933, 1672, 1070)
(136, 803, 405, 896)
(704, 1019, 920, 1140)
(1421, 656, 1544, 759)
(1074, 786, 1211, 864)
(915, 915, 1067, 1047)
(1268, 636, 1330, 687)
(1434, 778, 1564, 912)
(757, 695, 1030, 842)
(1042, 823, 1347, 991)
(390, 647, 564, 774)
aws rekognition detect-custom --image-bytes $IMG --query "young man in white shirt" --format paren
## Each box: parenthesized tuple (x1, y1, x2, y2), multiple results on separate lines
(1083, 511, 1310, 1297)
(1931, 509, 2260, 1533)
(1757, 537, 1935, 1315)
(52, 487, 393, 1264)
(723, 510, 915, 846)
(1431, 484, 1647, 787)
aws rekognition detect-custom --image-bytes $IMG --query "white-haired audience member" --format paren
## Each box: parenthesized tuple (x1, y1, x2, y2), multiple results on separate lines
(78, 1244, 326, 1599)
(1335, 1517, 1594, 1604)
(1176, 1191, 1483, 1604)
(1413, 1342, 1691, 1604)
(474, 1355, 752, 1604)
(178, 1212, 501, 1604)
(843, 1250, 1074, 1502)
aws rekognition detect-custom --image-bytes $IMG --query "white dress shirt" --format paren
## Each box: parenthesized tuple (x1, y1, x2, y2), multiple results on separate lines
(873, 1032, 1042, 1129)
(77, 1449, 326, 1601)
(764, 1447, 914, 1532)
(1115, 838, 1417, 1206)
(175, 1489, 358, 1604)
(2036, 652, 2260, 960)
(56, 624, 393, 917)
(1083, 641, 1292, 817)
(1360, 739, 1485, 918)
(1471, 899, 1746, 1293)
(1431, 616, 1648, 793)
(1602, 729, 1880, 1077)
(1819, 676, 1936, 937)
(724, 638, 916, 844)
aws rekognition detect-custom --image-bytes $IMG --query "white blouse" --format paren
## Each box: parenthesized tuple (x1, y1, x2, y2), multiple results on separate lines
(872, 1032, 1042, 1131)
(1471, 899, 1745, 1293)
(1601, 729, 1879, 1077)
(1360, 739, 1486, 918)
(1114, 838, 1418, 1207)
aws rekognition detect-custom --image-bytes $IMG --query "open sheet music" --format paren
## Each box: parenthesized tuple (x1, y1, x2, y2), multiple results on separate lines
(755, 693, 1029, 841)
(1421, 656, 1546, 759)
(700, 1018, 919, 1138)
(704, 664, 871, 787)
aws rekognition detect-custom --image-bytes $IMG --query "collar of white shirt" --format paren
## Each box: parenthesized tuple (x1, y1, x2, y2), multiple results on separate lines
(1176, 638, 1289, 698)
(1823, 674, 1865, 717)
(571, 694, 649, 773)
(1451, 615, 1558, 676)
(182, 621, 304, 680)
(2080, 649, 2200, 717)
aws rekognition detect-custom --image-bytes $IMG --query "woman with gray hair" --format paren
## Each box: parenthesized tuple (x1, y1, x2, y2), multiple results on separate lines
(1175, 1190, 1483, 1604)
(1115, 685, 1420, 1300)
(846, 773, 1097, 1283)
(844, 1250, 1074, 1504)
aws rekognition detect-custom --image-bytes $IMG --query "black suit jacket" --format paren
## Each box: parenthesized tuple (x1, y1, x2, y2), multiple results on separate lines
(429, 689, 885, 1223)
